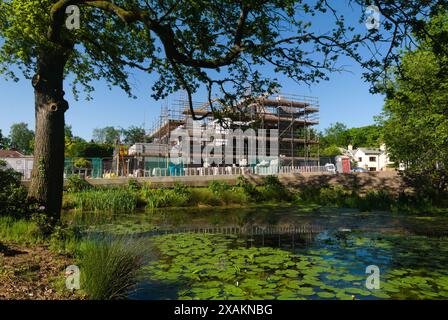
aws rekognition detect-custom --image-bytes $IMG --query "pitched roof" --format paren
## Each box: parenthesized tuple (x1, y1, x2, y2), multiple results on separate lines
(0, 149, 25, 158)
(357, 148, 383, 155)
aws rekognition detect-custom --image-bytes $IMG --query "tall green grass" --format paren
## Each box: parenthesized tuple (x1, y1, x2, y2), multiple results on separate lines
(78, 236, 147, 300)
(189, 188, 247, 206)
(0, 216, 43, 243)
(208, 181, 231, 194)
(141, 182, 248, 208)
(65, 178, 296, 211)
(142, 184, 191, 208)
(72, 188, 138, 212)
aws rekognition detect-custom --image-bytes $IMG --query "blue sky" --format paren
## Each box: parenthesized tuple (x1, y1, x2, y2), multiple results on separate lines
(0, 3, 386, 140)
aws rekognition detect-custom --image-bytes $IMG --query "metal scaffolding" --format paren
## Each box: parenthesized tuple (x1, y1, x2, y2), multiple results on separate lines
(146, 93, 320, 167)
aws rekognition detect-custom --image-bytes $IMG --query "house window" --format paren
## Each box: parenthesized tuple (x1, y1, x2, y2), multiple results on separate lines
(369, 167, 376, 172)
(369, 157, 376, 162)
(358, 157, 362, 162)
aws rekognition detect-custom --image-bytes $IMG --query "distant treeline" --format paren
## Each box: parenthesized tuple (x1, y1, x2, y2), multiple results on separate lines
(319, 123, 383, 157)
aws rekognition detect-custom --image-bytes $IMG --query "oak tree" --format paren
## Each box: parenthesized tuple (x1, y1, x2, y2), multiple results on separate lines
(0, 0, 445, 219)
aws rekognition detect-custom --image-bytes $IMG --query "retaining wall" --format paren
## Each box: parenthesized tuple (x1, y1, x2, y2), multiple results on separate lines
(22, 171, 406, 193)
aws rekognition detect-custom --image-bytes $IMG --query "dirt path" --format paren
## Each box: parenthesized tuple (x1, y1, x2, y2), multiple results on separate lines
(0, 242, 78, 300)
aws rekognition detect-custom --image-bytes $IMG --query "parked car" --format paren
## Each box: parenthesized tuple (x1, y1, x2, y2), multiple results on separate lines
(352, 167, 368, 173)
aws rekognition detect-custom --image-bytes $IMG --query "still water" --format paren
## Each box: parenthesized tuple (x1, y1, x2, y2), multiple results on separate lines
(66, 206, 448, 300)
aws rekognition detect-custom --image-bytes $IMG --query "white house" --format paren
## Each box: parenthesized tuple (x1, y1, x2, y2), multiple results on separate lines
(0, 150, 34, 179)
(345, 144, 394, 172)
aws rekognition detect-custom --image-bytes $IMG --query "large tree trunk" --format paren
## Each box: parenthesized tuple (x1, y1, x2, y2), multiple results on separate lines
(28, 48, 70, 221)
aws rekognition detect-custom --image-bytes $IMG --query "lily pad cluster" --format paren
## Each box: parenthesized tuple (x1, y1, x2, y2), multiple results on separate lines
(143, 233, 375, 300)
(141, 232, 448, 300)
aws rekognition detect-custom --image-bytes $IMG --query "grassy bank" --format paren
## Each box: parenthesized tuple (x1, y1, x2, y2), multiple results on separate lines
(0, 165, 147, 300)
(297, 184, 448, 214)
(63, 175, 293, 212)
(63, 175, 447, 214)
(0, 216, 147, 300)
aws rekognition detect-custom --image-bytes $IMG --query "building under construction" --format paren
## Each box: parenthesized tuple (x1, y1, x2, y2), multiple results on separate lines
(128, 93, 320, 174)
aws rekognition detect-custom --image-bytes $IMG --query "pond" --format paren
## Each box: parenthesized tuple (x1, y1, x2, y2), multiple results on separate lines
(65, 205, 448, 300)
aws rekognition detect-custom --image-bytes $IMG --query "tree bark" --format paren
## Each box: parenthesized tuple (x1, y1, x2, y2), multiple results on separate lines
(28, 48, 70, 221)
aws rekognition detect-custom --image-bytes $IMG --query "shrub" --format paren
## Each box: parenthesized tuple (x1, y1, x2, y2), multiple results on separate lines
(79, 236, 146, 300)
(189, 188, 222, 206)
(74, 157, 91, 168)
(0, 161, 31, 218)
(260, 175, 292, 202)
(66, 174, 91, 193)
(263, 175, 283, 188)
(298, 185, 354, 207)
(297, 185, 324, 204)
(173, 183, 191, 197)
(220, 190, 248, 205)
(50, 222, 82, 254)
(127, 179, 140, 191)
(318, 185, 352, 207)
(208, 181, 231, 194)
(235, 175, 260, 200)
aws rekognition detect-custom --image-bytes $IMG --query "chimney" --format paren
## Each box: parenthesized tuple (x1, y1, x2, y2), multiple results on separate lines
(348, 144, 353, 151)
(380, 143, 386, 152)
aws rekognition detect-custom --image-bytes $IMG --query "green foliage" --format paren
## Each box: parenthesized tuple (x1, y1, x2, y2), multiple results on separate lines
(321, 122, 349, 147)
(122, 126, 146, 145)
(173, 183, 190, 196)
(8, 122, 34, 154)
(263, 175, 283, 188)
(188, 189, 222, 207)
(66, 178, 296, 210)
(66, 174, 91, 193)
(142, 187, 191, 209)
(0, 160, 31, 218)
(297, 184, 439, 213)
(30, 211, 59, 236)
(0, 129, 10, 149)
(49, 223, 81, 255)
(66, 140, 113, 159)
(320, 122, 383, 151)
(318, 185, 353, 207)
(236, 175, 260, 200)
(127, 179, 140, 191)
(73, 157, 91, 169)
(72, 188, 138, 212)
(79, 236, 146, 300)
(219, 190, 248, 205)
(1, 0, 428, 106)
(320, 145, 342, 157)
(380, 12, 448, 201)
(346, 125, 383, 148)
(208, 181, 231, 194)
(64, 125, 74, 139)
(92, 127, 121, 145)
(0, 216, 43, 243)
(260, 176, 292, 202)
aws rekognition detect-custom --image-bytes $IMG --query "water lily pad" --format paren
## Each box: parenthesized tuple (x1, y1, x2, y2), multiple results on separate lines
(317, 291, 335, 299)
